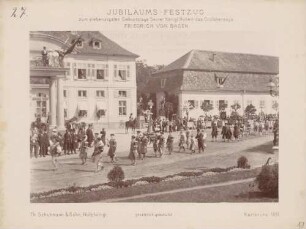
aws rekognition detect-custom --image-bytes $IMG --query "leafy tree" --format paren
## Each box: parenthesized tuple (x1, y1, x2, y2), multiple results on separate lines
(107, 166, 125, 188)
(245, 104, 257, 118)
(272, 101, 279, 112)
(201, 102, 214, 117)
(231, 102, 241, 112)
(219, 102, 228, 111)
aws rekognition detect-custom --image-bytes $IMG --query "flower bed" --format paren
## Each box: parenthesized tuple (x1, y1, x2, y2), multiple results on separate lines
(31, 164, 253, 202)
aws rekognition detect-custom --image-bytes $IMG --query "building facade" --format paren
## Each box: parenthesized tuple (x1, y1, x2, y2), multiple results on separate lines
(147, 50, 279, 119)
(30, 31, 138, 129)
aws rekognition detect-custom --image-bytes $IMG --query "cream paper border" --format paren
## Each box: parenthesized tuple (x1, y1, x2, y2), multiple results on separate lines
(0, 0, 306, 228)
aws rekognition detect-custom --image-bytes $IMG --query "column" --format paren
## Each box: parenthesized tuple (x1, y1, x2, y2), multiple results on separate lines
(49, 77, 57, 128)
(57, 76, 65, 130)
(178, 92, 183, 118)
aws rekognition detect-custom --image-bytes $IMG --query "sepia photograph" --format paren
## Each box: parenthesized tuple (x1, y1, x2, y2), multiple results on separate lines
(29, 31, 279, 203)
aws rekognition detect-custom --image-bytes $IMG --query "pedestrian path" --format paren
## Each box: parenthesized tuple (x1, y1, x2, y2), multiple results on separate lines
(31, 135, 276, 193)
(100, 178, 255, 202)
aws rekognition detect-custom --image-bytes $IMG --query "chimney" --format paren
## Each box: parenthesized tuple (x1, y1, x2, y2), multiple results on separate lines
(211, 53, 216, 62)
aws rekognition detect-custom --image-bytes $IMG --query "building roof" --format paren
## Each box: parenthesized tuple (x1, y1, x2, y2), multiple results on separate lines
(181, 71, 274, 92)
(155, 50, 279, 74)
(33, 31, 139, 58)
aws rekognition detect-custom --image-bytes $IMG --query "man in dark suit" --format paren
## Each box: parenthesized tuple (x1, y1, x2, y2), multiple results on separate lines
(86, 124, 94, 147)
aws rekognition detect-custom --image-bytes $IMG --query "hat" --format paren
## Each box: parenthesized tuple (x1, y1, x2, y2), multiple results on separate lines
(110, 134, 115, 136)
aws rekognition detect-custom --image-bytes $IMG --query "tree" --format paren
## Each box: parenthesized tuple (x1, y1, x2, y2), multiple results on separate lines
(245, 104, 257, 118)
(219, 102, 228, 111)
(230, 102, 242, 121)
(272, 101, 279, 112)
(231, 102, 241, 112)
(201, 102, 214, 117)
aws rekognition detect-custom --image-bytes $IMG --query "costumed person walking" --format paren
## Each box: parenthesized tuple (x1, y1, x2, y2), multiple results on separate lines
(107, 134, 117, 163)
(140, 134, 148, 160)
(49, 130, 62, 171)
(39, 129, 49, 157)
(225, 123, 232, 142)
(196, 129, 205, 153)
(100, 128, 106, 145)
(86, 124, 94, 147)
(233, 122, 240, 141)
(166, 132, 174, 155)
(92, 137, 104, 172)
(63, 129, 72, 155)
(189, 134, 196, 154)
(185, 129, 190, 149)
(129, 135, 138, 165)
(79, 139, 88, 165)
(221, 123, 227, 142)
(178, 130, 186, 152)
(157, 132, 165, 157)
(153, 132, 159, 157)
(211, 121, 218, 142)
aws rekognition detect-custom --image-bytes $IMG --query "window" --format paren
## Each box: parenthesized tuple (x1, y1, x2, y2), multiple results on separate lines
(64, 109, 68, 118)
(35, 93, 47, 118)
(96, 90, 105, 97)
(119, 90, 127, 97)
(78, 90, 87, 98)
(161, 79, 166, 88)
(76, 40, 83, 48)
(259, 100, 266, 109)
(95, 64, 108, 80)
(218, 100, 228, 110)
(78, 69, 86, 79)
(187, 100, 198, 109)
(93, 41, 101, 49)
(63, 90, 67, 97)
(119, 101, 127, 116)
(78, 110, 87, 117)
(114, 65, 130, 81)
(97, 110, 105, 118)
(64, 62, 71, 76)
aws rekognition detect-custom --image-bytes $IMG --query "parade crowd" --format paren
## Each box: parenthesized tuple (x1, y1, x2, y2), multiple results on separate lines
(30, 116, 278, 172)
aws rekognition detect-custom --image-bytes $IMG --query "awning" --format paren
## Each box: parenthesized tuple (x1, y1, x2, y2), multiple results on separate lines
(78, 102, 88, 110)
(96, 101, 107, 110)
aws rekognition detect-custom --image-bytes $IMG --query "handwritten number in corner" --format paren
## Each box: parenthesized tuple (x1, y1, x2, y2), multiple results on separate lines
(298, 222, 305, 229)
(11, 7, 27, 18)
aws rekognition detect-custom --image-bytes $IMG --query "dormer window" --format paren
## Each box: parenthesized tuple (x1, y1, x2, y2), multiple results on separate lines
(93, 41, 101, 49)
(214, 73, 228, 88)
(72, 38, 83, 48)
(76, 40, 83, 48)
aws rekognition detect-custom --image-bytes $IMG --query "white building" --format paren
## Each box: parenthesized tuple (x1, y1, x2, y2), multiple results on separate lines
(30, 31, 138, 129)
(147, 50, 279, 119)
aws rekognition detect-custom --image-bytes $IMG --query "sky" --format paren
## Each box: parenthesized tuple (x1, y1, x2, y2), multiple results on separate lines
(102, 30, 278, 66)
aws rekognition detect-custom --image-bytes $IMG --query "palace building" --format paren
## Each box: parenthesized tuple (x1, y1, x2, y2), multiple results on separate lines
(30, 31, 138, 129)
(146, 50, 279, 119)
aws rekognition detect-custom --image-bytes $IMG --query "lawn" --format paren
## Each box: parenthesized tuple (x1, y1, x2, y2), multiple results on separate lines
(32, 167, 271, 203)
(121, 181, 278, 202)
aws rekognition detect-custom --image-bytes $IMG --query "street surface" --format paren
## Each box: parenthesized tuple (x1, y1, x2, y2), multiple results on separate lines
(31, 131, 278, 193)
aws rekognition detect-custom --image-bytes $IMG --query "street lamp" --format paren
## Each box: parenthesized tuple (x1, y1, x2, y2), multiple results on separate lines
(267, 78, 279, 149)
(147, 100, 154, 133)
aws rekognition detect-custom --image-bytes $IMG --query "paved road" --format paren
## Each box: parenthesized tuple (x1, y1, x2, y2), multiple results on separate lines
(31, 132, 277, 193)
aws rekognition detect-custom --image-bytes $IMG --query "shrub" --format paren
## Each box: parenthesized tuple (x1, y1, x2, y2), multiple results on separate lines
(256, 163, 278, 197)
(107, 166, 125, 188)
(177, 171, 204, 177)
(237, 156, 250, 169)
(140, 176, 162, 183)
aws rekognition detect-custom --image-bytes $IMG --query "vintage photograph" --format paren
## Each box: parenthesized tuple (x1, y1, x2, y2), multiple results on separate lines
(29, 31, 279, 203)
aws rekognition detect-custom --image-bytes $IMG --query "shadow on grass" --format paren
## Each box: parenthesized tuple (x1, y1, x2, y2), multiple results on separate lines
(236, 191, 278, 200)
(32, 168, 55, 172)
(243, 142, 274, 154)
